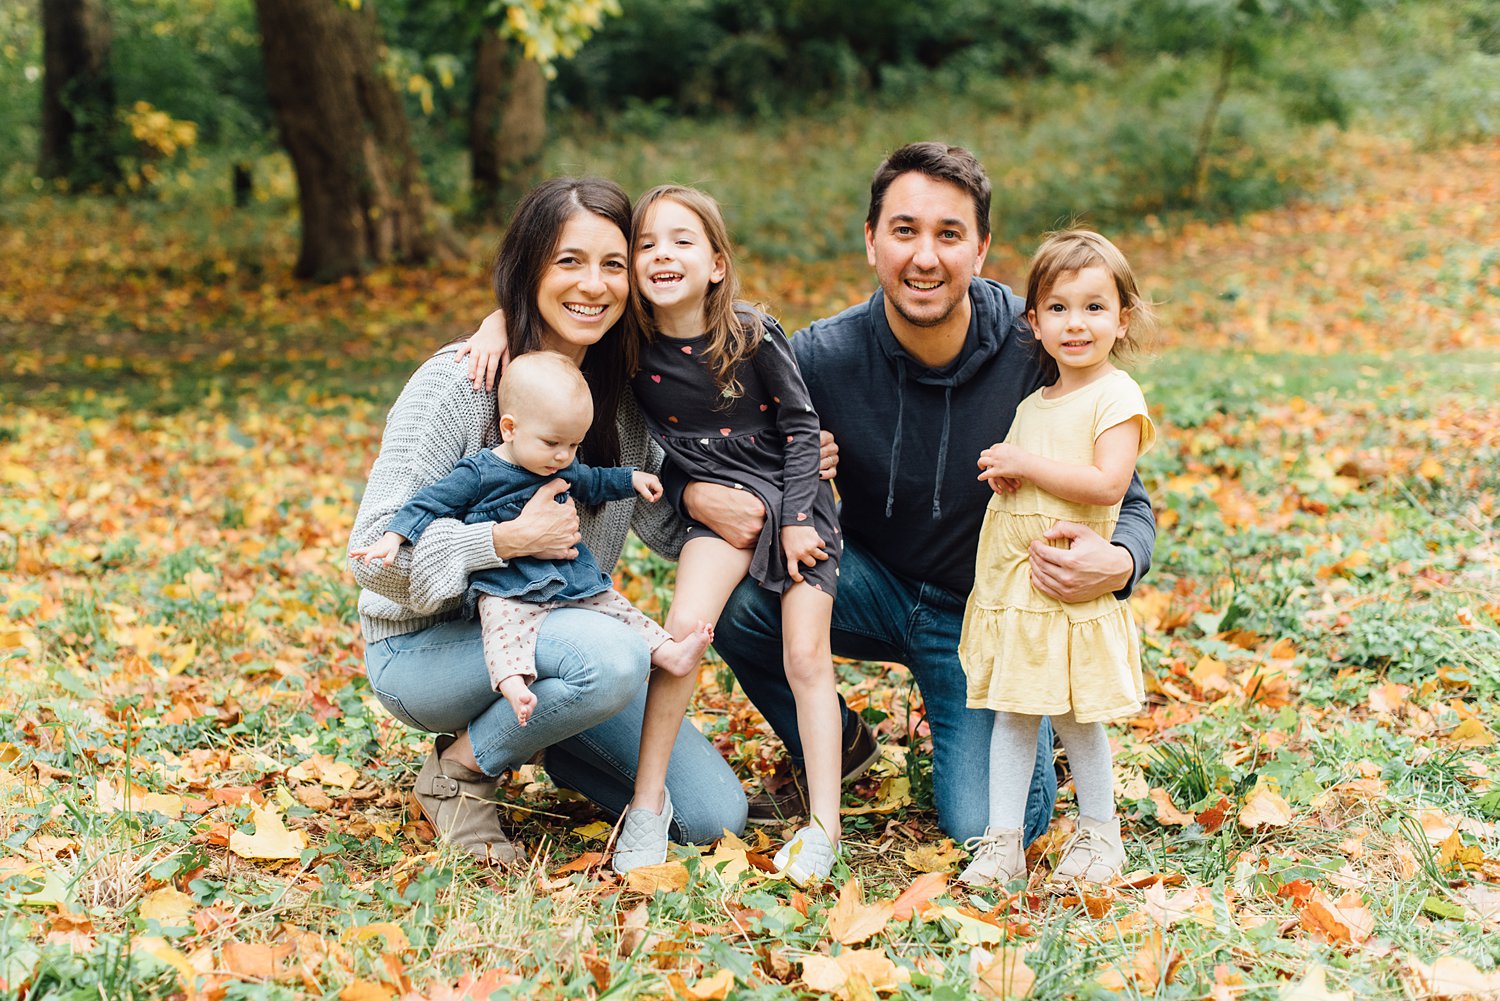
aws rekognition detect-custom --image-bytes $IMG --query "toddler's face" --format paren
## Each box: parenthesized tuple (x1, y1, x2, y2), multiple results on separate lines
(501, 400, 592, 477)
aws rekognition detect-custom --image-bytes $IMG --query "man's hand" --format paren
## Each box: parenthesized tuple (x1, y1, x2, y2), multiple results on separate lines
(453, 308, 509, 390)
(682, 482, 765, 549)
(632, 470, 664, 503)
(780, 524, 829, 583)
(493, 479, 580, 560)
(818, 429, 838, 481)
(1028, 521, 1133, 602)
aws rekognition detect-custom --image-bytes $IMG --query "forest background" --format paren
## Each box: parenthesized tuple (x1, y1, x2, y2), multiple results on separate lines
(1, 0, 1498, 998)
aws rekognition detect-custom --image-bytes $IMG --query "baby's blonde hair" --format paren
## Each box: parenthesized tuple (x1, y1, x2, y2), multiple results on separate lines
(498, 350, 594, 424)
(1025, 230, 1156, 360)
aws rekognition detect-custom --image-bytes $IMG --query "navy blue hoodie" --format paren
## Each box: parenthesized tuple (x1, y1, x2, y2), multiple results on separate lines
(792, 277, 1155, 598)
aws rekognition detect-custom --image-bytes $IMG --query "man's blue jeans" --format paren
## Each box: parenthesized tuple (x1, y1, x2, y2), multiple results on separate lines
(366, 608, 748, 844)
(714, 539, 1057, 845)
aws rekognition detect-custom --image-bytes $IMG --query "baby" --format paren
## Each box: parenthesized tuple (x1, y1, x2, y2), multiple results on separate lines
(354, 350, 712, 724)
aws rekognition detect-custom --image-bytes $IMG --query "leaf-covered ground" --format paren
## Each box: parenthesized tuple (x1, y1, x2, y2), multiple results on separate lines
(1, 137, 1498, 1000)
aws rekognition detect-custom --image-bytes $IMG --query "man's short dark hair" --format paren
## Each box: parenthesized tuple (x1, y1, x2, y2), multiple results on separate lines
(866, 142, 992, 242)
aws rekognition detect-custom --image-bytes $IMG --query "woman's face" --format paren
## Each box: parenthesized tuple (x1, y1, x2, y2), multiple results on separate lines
(535, 211, 631, 362)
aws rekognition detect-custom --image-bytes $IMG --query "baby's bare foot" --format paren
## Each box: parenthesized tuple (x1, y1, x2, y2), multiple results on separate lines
(652, 622, 714, 678)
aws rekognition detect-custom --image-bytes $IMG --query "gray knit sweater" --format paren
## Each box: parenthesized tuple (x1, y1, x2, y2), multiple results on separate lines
(348, 344, 689, 643)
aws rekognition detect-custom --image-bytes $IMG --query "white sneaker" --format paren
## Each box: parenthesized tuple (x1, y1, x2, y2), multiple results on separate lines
(773, 825, 837, 886)
(957, 827, 1026, 887)
(611, 790, 673, 874)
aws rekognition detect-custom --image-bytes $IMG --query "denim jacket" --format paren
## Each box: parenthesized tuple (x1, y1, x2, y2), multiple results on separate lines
(388, 449, 636, 611)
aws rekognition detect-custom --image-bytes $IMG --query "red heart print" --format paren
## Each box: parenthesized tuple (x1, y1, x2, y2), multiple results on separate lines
(759, 404, 768, 411)
(786, 435, 795, 443)
(719, 427, 732, 436)
(681, 346, 693, 355)
(667, 416, 678, 423)
(796, 512, 807, 521)
(650, 374, 661, 383)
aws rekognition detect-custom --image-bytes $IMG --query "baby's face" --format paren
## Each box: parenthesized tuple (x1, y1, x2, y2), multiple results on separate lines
(502, 400, 592, 477)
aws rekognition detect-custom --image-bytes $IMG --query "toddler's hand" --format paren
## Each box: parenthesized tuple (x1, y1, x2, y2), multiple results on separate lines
(498, 674, 536, 726)
(632, 471, 663, 503)
(453, 309, 510, 390)
(978, 443, 1032, 483)
(986, 475, 1022, 495)
(781, 524, 828, 583)
(351, 532, 404, 565)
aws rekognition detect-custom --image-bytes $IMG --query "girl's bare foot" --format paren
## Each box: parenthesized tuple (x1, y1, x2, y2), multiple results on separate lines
(651, 622, 714, 677)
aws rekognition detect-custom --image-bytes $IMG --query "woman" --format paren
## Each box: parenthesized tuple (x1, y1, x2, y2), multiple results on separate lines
(348, 178, 748, 864)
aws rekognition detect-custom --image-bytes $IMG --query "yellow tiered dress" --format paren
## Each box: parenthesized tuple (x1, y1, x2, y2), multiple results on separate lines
(958, 370, 1156, 724)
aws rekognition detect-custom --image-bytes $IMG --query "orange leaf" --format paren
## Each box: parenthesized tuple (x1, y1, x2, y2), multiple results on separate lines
(1238, 780, 1293, 829)
(827, 878, 894, 945)
(890, 872, 948, 921)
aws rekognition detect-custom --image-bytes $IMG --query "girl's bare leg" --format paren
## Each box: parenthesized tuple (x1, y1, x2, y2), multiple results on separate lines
(780, 583, 841, 843)
(629, 537, 753, 814)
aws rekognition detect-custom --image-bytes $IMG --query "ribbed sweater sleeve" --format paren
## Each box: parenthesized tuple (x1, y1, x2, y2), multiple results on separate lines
(348, 351, 506, 617)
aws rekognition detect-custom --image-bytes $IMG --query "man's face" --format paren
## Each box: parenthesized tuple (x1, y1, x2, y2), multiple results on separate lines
(865, 172, 991, 337)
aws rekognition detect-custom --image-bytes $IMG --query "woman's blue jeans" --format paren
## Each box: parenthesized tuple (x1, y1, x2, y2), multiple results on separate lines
(365, 608, 747, 843)
(714, 539, 1057, 846)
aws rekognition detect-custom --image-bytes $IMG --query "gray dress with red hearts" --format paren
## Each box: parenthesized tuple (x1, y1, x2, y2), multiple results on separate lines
(630, 313, 841, 596)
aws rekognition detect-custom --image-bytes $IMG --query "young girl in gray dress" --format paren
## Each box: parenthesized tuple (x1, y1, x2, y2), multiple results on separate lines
(609, 186, 845, 884)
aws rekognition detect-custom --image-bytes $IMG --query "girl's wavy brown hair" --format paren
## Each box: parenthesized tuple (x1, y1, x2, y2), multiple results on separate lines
(630, 185, 762, 403)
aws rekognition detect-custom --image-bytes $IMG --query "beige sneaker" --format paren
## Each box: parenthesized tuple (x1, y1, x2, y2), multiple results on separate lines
(957, 827, 1026, 887)
(1050, 816, 1124, 883)
(413, 735, 519, 866)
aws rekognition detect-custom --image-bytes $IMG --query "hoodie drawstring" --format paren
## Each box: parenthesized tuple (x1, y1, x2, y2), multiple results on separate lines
(884, 358, 907, 518)
(931, 386, 952, 519)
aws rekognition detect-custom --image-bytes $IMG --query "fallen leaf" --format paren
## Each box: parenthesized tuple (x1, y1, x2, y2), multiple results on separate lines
(703, 831, 754, 884)
(669, 968, 734, 1000)
(903, 840, 965, 873)
(1447, 718, 1493, 747)
(572, 820, 613, 840)
(229, 805, 308, 861)
(1282, 964, 1354, 1001)
(843, 775, 912, 815)
(339, 980, 394, 1001)
(96, 777, 184, 819)
(890, 872, 948, 920)
(1406, 955, 1500, 998)
(1239, 779, 1294, 829)
(800, 948, 909, 997)
(625, 860, 690, 894)
(827, 878, 894, 945)
(139, 887, 196, 926)
(1149, 788, 1197, 826)
(972, 945, 1036, 999)
(347, 922, 409, 954)
(222, 940, 289, 980)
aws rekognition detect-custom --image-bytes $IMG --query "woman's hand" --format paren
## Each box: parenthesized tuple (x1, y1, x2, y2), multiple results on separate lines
(632, 471, 663, 503)
(781, 524, 829, 583)
(453, 308, 510, 391)
(682, 482, 766, 549)
(492, 479, 581, 560)
(818, 429, 838, 481)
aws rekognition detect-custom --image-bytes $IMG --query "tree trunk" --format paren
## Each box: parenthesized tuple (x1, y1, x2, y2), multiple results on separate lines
(254, 0, 457, 281)
(38, 0, 121, 189)
(1191, 43, 1236, 206)
(469, 29, 547, 220)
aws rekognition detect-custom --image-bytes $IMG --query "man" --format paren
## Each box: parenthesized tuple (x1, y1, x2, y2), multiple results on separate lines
(681, 142, 1155, 844)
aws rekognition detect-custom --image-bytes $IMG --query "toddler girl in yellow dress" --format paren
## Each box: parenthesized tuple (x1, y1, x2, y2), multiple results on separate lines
(957, 230, 1157, 886)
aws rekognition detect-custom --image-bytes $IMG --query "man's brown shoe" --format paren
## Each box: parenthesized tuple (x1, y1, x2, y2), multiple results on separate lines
(413, 735, 520, 865)
(746, 714, 880, 824)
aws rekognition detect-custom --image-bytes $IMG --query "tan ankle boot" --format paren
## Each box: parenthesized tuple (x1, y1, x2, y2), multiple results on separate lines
(1051, 816, 1124, 883)
(957, 827, 1026, 887)
(413, 735, 519, 865)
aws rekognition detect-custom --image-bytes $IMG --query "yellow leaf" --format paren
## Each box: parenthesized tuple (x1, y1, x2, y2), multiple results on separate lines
(0, 463, 38, 486)
(1281, 963, 1353, 1001)
(96, 777, 184, 819)
(1447, 718, 1493, 747)
(928, 905, 1006, 945)
(139, 887, 196, 925)
(572, 820, 613, 840)
(827, 878, 894, 945)
(1238, 778, 1293, 829)
(625, 860, 690, 894)
(1406, 956, 1500, 998)
(229, 805, 308, 861)
(1418, 456, 1443, 480)
(347, 922, 409, 954)
(843, 775, 911, 816)
(973, 945, 1036, 999)
(0, 857, 68, 907)
(903, 840, 965, 873)
(339, 980, 394, 1001)
(800, 948, 909, 996)
(671, 968, 734, 1000)
(133, 936, 199, 989)
(703, 831, 754, 884)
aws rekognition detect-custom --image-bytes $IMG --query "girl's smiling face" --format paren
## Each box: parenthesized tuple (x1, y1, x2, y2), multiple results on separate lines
(633, 198, 726, 329)
(1027, 264, 1129, 384)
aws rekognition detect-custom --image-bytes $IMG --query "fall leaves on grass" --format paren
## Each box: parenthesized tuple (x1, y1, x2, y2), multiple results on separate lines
(1, 138, 1499, 999)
